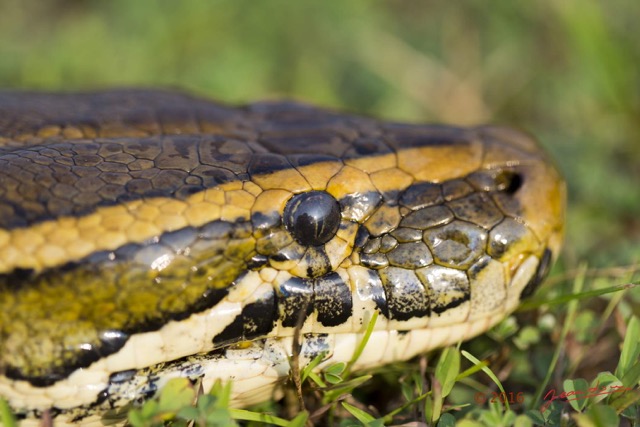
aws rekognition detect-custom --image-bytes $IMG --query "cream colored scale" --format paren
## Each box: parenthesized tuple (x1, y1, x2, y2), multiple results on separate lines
(0, 91, 565, 426)
(7, 253, 539, 427)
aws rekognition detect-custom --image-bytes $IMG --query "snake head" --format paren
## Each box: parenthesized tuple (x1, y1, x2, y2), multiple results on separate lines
(0, 93, 565, 418)
(252, 123, 565, 335)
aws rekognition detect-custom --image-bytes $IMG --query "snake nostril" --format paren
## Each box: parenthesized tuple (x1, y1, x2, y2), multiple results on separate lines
(465, 169, 523, 194)
(496, 171, 523, 195)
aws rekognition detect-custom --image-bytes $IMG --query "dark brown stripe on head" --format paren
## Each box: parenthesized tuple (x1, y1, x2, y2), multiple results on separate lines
(277, 277, 314, 328)
(314, 273, 352, 327)
(379, 267, 430, 322)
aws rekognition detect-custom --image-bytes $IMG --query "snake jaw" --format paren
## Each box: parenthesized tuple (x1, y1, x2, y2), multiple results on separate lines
(0, 91, 566, 425)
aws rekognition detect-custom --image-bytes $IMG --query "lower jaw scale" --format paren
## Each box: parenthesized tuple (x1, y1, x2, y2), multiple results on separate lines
(3, 255, 540, 426)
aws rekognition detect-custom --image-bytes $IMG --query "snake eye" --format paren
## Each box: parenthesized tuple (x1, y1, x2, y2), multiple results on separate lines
(284, 191, 341, 246)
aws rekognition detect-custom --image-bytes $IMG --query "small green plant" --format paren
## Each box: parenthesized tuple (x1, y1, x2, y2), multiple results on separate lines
(127, 377, 308, 427)
(127, 378, 236, 427)
(0, 398, 17, 427)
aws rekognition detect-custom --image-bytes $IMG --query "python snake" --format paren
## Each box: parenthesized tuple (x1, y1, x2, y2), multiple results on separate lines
(0, 90, 565, 426)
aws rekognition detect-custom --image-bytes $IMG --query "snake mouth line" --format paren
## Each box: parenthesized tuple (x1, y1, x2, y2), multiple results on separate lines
(0, 90, 566, 424)
(0, 162, 545, 383)
(3, 244, 543, 386)
(1, 293, 517, 423)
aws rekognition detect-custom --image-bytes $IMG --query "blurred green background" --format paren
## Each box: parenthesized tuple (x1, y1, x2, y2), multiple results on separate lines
(1, 0, 639, 269)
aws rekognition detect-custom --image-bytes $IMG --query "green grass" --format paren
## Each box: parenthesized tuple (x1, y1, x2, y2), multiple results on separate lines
(1, 0, 639, 425)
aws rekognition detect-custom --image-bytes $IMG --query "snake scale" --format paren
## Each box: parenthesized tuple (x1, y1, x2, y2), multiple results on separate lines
(0, 90, 565, 426)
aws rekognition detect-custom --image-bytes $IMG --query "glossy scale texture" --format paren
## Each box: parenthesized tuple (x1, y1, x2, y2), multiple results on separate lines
(0, 90, 565, 425)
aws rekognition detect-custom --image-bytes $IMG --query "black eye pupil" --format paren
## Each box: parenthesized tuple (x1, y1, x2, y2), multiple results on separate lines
(284, 191, 341, 246)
